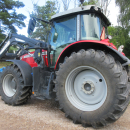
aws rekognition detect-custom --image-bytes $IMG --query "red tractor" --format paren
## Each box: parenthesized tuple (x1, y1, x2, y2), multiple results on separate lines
(0, 5, 130, 128)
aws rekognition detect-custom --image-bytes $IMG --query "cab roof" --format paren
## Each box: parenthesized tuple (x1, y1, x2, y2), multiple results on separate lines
(51, 5, 111, 26)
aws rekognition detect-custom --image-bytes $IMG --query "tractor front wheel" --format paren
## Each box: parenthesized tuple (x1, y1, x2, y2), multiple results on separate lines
(0, 64, 32, 105)
(55, 49, 130, 128)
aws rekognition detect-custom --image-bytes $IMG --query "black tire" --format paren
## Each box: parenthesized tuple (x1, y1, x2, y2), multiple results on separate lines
(0, 64, 32, 105)
(55, 49, 130, 128)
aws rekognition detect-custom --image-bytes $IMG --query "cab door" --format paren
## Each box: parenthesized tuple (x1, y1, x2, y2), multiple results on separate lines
(48, 16, 77, 68)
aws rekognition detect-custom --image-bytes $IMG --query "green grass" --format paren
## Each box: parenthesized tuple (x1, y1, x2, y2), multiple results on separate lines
(0, 62, 12, 68)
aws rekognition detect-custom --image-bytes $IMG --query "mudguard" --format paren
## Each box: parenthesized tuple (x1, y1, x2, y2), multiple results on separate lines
(7, 60, 32, 86)
(107, 46, 130, 66)
(54, 41, 130, 69)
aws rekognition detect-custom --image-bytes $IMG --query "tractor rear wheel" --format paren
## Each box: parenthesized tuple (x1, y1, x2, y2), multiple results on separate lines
(55, 49, 130, 128)
(0, 64, 32, 105)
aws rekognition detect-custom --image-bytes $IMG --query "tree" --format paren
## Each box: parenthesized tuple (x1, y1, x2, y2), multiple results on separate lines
(78, 0, 111, 16)
(61, 0, 72, 10)
(108, 25, 130, 58)
(0, 30, 6, 43)
(79, 0, 98, 6)
(123, 38, 130, 58)
(115, 1, 130, 58)
(98, 0, 111, 16)
(116, 0, 130, 28)
(53, 0, 61, 13)
(30, 1, 56, 41)
(0, 0, 26, 42)
(108, 26, 127, 47)
(108, 26, 129, 47)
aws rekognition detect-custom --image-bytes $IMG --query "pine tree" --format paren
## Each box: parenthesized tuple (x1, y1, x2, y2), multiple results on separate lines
(0, 0, 26, 42)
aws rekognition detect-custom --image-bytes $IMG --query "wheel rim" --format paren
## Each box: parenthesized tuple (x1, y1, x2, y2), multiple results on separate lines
(65, 66, 107, 111)
(3, 74, 17, 97)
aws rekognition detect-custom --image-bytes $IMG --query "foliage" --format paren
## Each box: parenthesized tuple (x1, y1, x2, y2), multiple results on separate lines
(108, 25, 130, 58)
(0, 62, 12, 68)
(123, 38, 130, 58)
(98, 0, 111, 16)
(0, 30, 6, 43)
(0, 0, 26, 42)
(108, 26, 127, 47)
(79, 0, 98, 6)
(115, 0, 130, 58)
(30, 1, 56, 41)
(78, 0, 111, 16)
(8, 45, 19, 53)
(116, 0, 130, 28)
(61, 0, 72, 10)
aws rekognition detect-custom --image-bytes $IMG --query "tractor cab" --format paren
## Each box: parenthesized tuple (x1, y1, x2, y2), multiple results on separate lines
(48, 5, 111, 67)
(27, 5, 111, 68)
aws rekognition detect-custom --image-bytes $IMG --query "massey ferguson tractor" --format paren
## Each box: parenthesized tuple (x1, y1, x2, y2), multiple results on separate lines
(0, 4, 130, 128)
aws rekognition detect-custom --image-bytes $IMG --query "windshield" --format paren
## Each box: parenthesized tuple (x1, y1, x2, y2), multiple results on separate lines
(81, 14, 108, 40)
(49, 16, 77, 50)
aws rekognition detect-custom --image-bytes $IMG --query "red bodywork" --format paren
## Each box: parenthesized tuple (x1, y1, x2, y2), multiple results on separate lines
(20, 50, 49, 67)
(20, 39, 125, 68)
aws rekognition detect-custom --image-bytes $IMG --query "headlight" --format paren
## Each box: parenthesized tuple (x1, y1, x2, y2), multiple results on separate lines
(118, 45, 124, 53)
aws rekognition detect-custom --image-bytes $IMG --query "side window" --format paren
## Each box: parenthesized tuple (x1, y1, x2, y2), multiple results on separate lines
(8, 45, 19, 54)
(81, 14, 101, 40)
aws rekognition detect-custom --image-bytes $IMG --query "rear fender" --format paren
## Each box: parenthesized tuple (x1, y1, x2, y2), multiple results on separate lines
(54, 41, 130, 69)
(7, 60, 32, 86)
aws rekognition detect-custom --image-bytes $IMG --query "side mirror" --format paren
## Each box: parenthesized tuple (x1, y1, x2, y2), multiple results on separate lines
(27, 18, 36, 35)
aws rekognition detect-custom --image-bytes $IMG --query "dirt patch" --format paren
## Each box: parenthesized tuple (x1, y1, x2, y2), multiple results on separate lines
(0, 96, 129, 130)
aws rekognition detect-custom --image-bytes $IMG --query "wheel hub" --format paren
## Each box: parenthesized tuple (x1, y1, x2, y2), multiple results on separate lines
(3, 74, 17, 97)
(82, 81, 95, 94)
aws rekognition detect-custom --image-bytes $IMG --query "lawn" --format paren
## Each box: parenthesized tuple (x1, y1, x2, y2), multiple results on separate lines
(0, 62, 12, 68)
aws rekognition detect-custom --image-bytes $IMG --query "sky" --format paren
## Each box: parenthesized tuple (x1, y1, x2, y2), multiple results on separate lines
(16, 0, 120, 37)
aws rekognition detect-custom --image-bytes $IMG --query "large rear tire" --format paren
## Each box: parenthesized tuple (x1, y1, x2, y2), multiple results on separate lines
(55, 49, 130, 128)
(0, 64, 32, 105)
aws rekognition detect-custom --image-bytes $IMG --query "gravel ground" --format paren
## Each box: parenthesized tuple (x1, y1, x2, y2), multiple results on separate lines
(0, 96, 130, 130)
